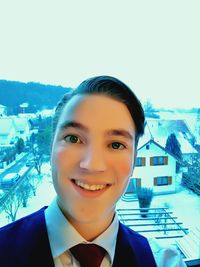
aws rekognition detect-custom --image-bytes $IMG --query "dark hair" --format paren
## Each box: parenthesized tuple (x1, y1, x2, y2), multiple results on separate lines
(52, 75, 145, 146)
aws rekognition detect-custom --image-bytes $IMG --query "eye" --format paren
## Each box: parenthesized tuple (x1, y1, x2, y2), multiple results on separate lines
(111, 142, 126, 150)
(64, 135, 81, 144)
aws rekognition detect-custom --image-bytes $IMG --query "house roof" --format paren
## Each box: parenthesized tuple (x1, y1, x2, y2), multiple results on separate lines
(0, 117, 30, 137)
(143, 119, 198, 155)
(146, 119, 192, 139)
(137, 138, 179, 161)
(12, 117, 30, 132)
(155, 136, 198, 154)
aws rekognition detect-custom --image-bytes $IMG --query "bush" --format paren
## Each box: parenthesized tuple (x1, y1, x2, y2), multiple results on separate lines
(136, 187, 153, 217)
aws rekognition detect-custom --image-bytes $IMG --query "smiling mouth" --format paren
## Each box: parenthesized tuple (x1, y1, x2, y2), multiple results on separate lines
(72, 179, 109, 191)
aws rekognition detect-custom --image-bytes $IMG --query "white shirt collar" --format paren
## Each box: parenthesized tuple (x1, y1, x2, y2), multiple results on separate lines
(45, 198, 119, 265)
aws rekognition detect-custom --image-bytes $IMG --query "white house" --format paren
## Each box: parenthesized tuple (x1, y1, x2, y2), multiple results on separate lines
(0, 116, 32, 146)
(126, 139, 179, 195)
(125, 118, 199, 196)
(12, 117, 31, 142)
(0, 117, 17, 145)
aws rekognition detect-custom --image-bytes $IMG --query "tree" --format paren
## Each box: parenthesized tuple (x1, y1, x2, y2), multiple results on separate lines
(182, 153, 200, 195)
(1, 187, 22, 222)
(28, 173, 42, 196)
(30, 117, 52, 174)
(15, 138, 25, 154)
(144, 99, 160, 119)
(2, 147, 16, 165)
(165, 133, 182, 159)
(19, 179, 33, 207)
(32, 146, 43, 175)
(37, 124, 52, 157)
(166, 133, 182, 172)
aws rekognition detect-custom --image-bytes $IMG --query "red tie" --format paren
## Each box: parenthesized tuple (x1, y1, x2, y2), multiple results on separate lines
(70, 244, 106, 267)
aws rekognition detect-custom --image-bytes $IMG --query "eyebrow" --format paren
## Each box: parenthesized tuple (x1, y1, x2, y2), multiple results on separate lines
(106, 129, 134, 141)
(59, 120, 134, 141)
(59, 121, 88, 132)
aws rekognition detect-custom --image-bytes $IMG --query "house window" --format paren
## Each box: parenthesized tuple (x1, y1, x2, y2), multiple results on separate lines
(146, 144, 150, 150)
(154, 176, 172, 186)
(150, 156, 168, 166)
(135, 157, 146, 166)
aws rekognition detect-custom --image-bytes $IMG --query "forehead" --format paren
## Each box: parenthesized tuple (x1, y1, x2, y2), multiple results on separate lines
(57, 94, 135, 132)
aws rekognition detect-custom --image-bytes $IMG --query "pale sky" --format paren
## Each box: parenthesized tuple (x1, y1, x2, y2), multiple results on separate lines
(0, 0, 199, 108)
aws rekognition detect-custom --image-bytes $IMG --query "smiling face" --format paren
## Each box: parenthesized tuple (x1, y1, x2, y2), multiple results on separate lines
(51, 94, 136, 239)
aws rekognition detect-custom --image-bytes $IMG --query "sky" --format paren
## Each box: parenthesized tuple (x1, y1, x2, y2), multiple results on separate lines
(0, 0, 199, 108)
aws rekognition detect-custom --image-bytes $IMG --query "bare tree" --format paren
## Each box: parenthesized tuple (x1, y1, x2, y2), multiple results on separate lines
(2, 188, 22, 222)
(19, 179, 33, 207)
(28, 173, 42, 196)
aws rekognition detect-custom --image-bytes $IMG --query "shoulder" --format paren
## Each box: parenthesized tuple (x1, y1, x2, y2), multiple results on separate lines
(118, 221, 149, 244)
(115, 223, 157, 266)
(0, 206, 47, 244)
(118, 222, 155, 254)
(0, 206, 54, 266)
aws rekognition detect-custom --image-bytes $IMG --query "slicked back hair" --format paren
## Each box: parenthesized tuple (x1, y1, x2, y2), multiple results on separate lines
(52, 75, 145, 147)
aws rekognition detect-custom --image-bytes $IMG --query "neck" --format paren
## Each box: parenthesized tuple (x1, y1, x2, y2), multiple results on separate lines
(74, 214, 115, 241)
(66, 211, 115, 241)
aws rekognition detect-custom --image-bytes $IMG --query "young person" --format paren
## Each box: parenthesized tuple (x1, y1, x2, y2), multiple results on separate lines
(0, 75, 186, 266)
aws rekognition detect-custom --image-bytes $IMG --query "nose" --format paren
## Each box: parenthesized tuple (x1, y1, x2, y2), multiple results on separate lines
(79, 145, 106, 172)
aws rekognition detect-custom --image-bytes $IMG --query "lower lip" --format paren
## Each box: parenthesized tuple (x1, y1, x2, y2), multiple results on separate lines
(71, 180, 110, 198)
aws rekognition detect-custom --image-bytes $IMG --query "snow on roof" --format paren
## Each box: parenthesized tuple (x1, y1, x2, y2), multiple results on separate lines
(0, 117, 31, 136)
(176, 137, 198, 154)
(12, 117, 30, 132)
(146, 119, 192, 139)
(137, 119, 198, 155)
(0, 117, 14, 134)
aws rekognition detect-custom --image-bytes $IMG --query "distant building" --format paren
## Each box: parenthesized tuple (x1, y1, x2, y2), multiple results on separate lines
(0, 104, 7, 116)
(0, 116, 32, 145)
(0, 117, 17, 145)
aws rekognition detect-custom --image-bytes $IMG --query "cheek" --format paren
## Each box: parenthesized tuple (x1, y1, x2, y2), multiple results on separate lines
(118, 161, 133, 177)
(51, 146, 69, 173)
(115, 155, 133, 179)
(57, 148, 68, 164)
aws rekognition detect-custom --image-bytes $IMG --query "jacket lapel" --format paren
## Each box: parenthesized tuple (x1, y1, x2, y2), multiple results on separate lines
(112, 223, 137, 267)
(112, 222, 157, 267)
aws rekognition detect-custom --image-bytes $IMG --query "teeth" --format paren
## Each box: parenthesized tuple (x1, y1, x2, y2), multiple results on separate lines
(75, 180, 106, 191)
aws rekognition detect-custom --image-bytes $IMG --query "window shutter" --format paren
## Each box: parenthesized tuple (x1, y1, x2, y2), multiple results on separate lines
(168, 176, 172, 184)
(154, 177, 157, 185)
(136, 178, 141, 187)
(142, 157, 146, 166)
(150, 157, 153, 166)
(164, 156, 168, 165)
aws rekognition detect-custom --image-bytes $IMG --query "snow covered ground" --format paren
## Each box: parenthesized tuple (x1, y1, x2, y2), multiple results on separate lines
(117, 187, 200, 231)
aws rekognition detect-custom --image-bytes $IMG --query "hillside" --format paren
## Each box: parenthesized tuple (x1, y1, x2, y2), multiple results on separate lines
(0, 80, 72, 114)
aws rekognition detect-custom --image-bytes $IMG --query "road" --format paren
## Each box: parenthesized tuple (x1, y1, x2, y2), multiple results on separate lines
(0, 153, 30, 182)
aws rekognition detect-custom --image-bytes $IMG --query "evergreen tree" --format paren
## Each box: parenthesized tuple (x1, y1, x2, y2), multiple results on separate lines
(165, 133, 182, 160)
(15, 138, 25, 154)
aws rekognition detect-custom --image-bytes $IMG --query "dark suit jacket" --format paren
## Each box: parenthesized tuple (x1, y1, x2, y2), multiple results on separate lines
(0, 207, 157, 267)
